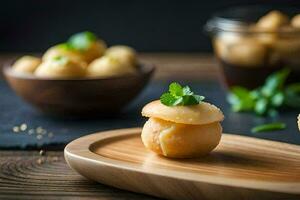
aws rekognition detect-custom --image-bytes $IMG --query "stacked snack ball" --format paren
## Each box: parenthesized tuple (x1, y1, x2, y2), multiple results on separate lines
(141, 101, 224, 158)
(68, 31, 106, 63)
(141, 83, 224, 158)
(12, 56, 41, 74)
(87, 56, 136, 77)
(105, 45, 137, 66)
(35, 56, 86, 78)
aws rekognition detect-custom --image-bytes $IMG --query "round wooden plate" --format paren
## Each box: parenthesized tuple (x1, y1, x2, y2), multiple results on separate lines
(64, 128, 300, 200)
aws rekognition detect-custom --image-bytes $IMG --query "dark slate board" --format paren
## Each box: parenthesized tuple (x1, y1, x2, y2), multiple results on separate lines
(1, 79, 300, 150)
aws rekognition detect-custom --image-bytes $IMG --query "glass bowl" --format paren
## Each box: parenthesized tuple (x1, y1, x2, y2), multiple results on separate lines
(205, 6, 300, 89)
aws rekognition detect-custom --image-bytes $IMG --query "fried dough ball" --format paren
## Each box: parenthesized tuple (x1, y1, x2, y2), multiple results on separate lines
(141, 118, 222, 158)
(256, 10, 289, 31)
(213, 33, 242, 59)
(68, 31, 106, 63)
(141, 100, 224, 158)
(214, 35, 267, 67)
(105, 45, 137, 66)
(291, 14, 300, 28)
(35, 56, 86, 78)
(226, 39, 267, 67)
(86, 56, 136, 77)
(43, 43, 84, 63)
(12, 56, 41, 74)
(81, 40, 106, 63)
(142, 100, 224, 125)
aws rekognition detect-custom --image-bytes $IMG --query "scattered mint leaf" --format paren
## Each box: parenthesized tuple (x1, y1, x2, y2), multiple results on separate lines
(160, 82, 205, 106)
(68, 31, 98, 51)
(169, 82, 183, 96)
(227, 68, 292, 116)
(182, 86, 193, 95)
(261, 68, 290, 97)
(227, 86, 254, 112)
(160, 93, 182, 106)
(284, 83, 300, 108)
(254, 98, 268, 115)
(251, 122, 286, 133)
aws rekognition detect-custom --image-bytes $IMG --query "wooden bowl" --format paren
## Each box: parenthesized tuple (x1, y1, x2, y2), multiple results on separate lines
(3, 63, 155, 116)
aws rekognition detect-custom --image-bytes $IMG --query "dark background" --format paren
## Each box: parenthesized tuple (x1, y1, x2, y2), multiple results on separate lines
(1, 0, 299, 53)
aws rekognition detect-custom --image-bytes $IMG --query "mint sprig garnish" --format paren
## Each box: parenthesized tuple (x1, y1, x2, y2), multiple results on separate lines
(68, 31, 98, 51)
(160, 82, 205, 106)
(251, 122, 286, 133)
(227, 68, 290, 116)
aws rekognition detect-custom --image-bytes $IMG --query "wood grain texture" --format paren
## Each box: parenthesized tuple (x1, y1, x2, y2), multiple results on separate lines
(0, 151, 158, 200)
(65, 128, 300, 200)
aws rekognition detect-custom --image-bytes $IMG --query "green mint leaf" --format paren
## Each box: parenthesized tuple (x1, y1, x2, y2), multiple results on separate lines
(160, 82, 205, 106)
(192, 95, 205, 102)
(68, 31, 98, 51)
(284, 83, 300, 108)
(251, 122, 286, 133)
(169, 82, 183, 96)
(261, 68, 290, 97)
(254, 98, 268, 115)
(160, 93, 183, 106)
(182, 86, 193, 95)
(270, 91, 284, 107)
(227, 86, 255, 112)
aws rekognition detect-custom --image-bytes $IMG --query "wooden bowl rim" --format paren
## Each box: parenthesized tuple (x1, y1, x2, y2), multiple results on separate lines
(3, 62, 155, 81)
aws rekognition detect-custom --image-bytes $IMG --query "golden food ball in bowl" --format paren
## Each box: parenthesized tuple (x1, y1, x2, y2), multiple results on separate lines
(141, 100, 224, 158)
(256, 10, 289, 31)
(12, 56, 41, 74)
(43, 43, 84, 63)
(35, 56, 86, 78)
(291, 14, 300, 28)
(68, 31, 107, 63)
(105, 45, 137, 66)
(87, 56, 136, 78)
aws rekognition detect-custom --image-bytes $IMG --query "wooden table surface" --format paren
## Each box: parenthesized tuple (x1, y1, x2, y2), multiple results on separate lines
(0, 53, 218, 200)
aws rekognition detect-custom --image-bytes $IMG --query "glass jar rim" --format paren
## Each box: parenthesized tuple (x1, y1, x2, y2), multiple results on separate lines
(205, 5, 300, 34)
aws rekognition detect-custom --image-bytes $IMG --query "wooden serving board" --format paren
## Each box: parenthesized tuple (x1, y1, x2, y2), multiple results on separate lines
(64, 128, 300, 200)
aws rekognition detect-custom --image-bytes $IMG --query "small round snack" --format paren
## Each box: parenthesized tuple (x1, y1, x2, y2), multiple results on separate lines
(142, 100, 224, 125)
(141, 83, 224, 158)
(12, 56, 41, 74)
(291, 14, 300, 28)
(142, 118, 222, 158)
(35, 56, 86, 78)
(87, 56, 136, 77)
(68, 31, 106, 63)
(256, 10, 289, 31)
(43, 43, 84, 63)
(105, 45, 137, 66)
(218, 38, 267, 67)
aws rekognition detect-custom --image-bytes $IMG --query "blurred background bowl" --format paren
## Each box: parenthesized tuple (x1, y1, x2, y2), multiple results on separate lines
(205, 6, 300, 89)
(3, 63, 154, 117)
